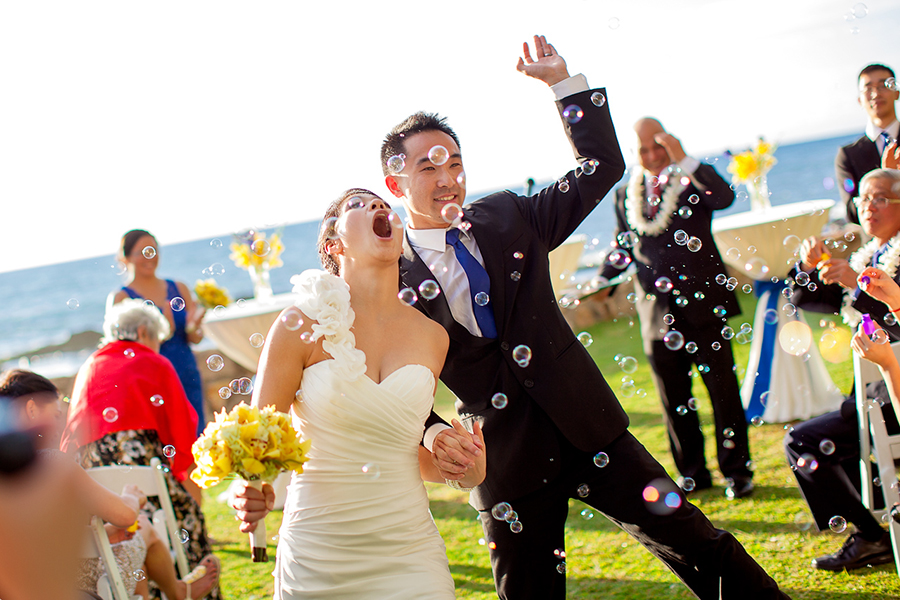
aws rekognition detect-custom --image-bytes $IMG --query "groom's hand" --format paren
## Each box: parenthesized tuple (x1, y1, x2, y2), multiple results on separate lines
(516, 35, 570, 87)
(232, 481, 275, 534)
(432, 419, 483, 480)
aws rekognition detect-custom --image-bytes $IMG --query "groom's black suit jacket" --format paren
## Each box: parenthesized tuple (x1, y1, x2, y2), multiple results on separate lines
(400, 88, 628, 510)
(835, 133, 880, 225)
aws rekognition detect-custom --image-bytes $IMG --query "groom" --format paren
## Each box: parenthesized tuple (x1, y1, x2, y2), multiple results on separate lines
(383, 36, 789, 599)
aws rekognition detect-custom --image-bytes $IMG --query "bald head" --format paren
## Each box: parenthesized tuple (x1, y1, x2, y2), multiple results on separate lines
(634, 117, 671, 175)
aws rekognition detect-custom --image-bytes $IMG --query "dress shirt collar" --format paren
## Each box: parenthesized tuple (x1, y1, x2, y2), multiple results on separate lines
(865, 119, 899, 143)
(405, 220, 470, 253)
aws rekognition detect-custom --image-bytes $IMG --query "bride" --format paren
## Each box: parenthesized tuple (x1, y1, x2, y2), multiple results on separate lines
(233, 189, 486, 598)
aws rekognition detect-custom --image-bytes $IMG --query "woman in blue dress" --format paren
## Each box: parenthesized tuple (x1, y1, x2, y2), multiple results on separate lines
(111, 229, 207, 437)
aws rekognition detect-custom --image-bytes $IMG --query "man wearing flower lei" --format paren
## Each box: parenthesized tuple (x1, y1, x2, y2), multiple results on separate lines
(597, 117, 754, 501)
(785, 167, 900, 571)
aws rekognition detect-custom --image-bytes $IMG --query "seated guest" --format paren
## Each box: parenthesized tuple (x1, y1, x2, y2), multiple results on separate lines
(1, 369, 219, 600)
(61, 301, 222, 600)
(836, 64, 899, 224)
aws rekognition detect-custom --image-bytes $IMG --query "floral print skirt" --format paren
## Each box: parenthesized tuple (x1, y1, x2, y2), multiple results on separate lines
(76, 429, 222, 600)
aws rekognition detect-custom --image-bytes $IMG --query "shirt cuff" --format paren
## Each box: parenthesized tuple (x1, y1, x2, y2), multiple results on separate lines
(424, 423, 452, 453)
(551, 74, 589, 101)
(678, 156, 700, 175)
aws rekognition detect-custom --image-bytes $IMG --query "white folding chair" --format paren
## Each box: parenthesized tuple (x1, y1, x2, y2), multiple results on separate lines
(853, 341, 900, 575)
(87, 457, 190, 580)
(83, 516, 139, 600)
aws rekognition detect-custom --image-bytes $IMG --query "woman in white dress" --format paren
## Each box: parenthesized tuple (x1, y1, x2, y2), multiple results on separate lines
(233, 189, 486, 599)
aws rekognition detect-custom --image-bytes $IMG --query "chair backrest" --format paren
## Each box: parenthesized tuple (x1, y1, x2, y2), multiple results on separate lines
(549, 234, 587, 300)
(87, 457, 190, 578)
(83, 516, 135, 600)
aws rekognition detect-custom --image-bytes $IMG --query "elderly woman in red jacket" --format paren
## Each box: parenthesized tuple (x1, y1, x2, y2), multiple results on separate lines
(62, 299, 221, 600)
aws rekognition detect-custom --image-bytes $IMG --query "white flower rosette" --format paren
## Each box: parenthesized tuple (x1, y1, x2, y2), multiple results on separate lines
(290, 269, 367, 381)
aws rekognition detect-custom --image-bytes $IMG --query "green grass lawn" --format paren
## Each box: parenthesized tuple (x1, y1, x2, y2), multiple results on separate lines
(202, 295, 900, 599)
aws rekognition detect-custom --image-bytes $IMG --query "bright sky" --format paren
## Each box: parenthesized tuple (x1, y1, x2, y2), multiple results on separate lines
(2, 0, 897, 273)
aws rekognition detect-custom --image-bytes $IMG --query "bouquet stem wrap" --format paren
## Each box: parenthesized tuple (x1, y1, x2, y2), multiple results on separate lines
(248, 479, 268, 562)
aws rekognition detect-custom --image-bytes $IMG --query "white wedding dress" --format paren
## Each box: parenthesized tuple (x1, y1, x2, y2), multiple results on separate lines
(275, 270, 455, 599)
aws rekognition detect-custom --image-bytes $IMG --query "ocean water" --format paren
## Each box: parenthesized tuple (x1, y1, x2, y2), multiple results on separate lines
(0, 132, 859, 377)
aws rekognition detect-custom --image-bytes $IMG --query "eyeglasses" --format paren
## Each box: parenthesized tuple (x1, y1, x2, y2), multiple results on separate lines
(852, 196, 900, 209)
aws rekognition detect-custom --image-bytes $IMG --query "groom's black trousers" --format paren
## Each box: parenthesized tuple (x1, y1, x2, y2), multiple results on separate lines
(478, 429, 789, 599)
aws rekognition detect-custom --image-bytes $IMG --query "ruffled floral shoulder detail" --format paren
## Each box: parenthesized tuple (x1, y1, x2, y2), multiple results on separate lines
(290, 270, 367, 381)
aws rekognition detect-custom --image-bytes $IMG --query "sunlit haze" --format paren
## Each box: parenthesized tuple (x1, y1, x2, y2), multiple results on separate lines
(2, 0, 897, 272)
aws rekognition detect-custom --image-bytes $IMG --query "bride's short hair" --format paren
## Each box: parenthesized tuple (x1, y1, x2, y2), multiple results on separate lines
(318, 188, 382, 276)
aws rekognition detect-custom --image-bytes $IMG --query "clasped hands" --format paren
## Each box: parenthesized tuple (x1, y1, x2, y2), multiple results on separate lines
(431, 419, 486, 487)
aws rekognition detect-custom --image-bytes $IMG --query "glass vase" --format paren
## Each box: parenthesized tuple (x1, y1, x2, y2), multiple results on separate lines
(745, 174, 772, 212)
(248, 264, 273, 300)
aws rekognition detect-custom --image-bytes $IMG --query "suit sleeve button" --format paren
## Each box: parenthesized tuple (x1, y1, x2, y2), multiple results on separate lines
(524, 379, 534, 388)
(500, 342, 510, 351)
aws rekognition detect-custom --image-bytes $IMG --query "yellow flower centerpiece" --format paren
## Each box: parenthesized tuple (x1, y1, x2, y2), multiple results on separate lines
(727, 138, 778, 211)
(191, 402, 310, 561)
(194, 278, 232, 310)
(229, 230, 285, 299)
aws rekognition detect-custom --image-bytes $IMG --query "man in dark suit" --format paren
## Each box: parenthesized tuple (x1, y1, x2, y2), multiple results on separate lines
(597, 118, 753, 500)
(836, 63, 898, 224)
(383, 36, 788, 600)
(785, 168, 900, 571)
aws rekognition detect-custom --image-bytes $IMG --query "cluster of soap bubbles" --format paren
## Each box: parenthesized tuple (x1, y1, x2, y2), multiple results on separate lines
(201, 263, 225, 277)
(843, 2, 868, 34)
(219, 377, 253, 400)
(491, 501, 523, 533)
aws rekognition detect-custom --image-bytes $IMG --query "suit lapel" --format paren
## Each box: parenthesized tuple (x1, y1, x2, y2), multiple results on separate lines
(855, 138, 880, 171)
(400, 233, 472, 340)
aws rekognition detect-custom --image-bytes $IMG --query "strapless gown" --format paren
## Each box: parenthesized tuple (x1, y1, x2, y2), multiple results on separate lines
(275, 270, 455, 599)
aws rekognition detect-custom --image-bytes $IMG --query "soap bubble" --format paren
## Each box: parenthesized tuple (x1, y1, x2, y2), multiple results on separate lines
(744, 257, 770, 279)
(170, 297, 185, 312)
(582, 160, 597, 176)
(577, 332, 593, 347)
(663, 330, 685, 351)
(819, 439, 836, 455)
(663, 314, 675, 325)
(102, 407, 119, 423)
(674, 230, 689, 246)
(562, 105, 584, 124)
(249, 333, 265, 348)
(558, 178, 570, 193)
(688, 194, 700, 205)
(688, 397, 699, 410)
(593, 452, 609, 468)
(713, 305, 727, 318)
(852, 2, 868, 18)
(179, 529, 189, 544)
(580, 508, 594, 520)
(796, 452, 818, 474)
(361, 463, 381, 479)
(779, 321, 811, 355)
(123, 349, 135, 358)
(828, 515, 847, 533)
(676, 405, 688, 416)
(513, 345, 532, 367)
(510, 521, 523, 533)
(618, 356, 638, 373)
(871, 328, 890, 344)
(133, 569, 146, 582)
(428, 145, 449, 165)
(726, 247, 741, 261)
(418, 280, 440, 300)
(492, 502, 513, 521)
(150, 394, 164, 407)
(643, 478, 682, 515)
(252, 239, 271, 257)
(576, 484, 590, 498)
(386, 154, 405, 174)
(764, 309, 778, 324)
(885, 312, 898, 327)
(142, 246, 157, 259)
(491, 393, 508, 409)
(782, 235, 801, 253)
(655, 277, 673, 293)
(686, 341, 698, 354)
(322, 217, 339, 240)
(206, 354, 225, 372)
(607, 249, 632, 269)
(591, 91, 607, 106)
(210, 238, 223, 248)
(795, 271, 811, 286)
(742, 284, 753, 294)
(715, 274, 727, 285)
(687, 237, 702, 252)
(617, 231, 637, 249)
(66, 298, 80, 310)
(398, 287, 418, 306)
(218, 387, 232, 400)
(441, 203, 463, 223)
(163, 445, 176, 458)
(475, 292, 490, 306)
(678, 207, 692, 219)
(280, 308, 304, 331)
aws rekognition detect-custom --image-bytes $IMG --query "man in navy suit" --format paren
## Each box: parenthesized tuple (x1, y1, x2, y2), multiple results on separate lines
(836, 63, 899, 224)
(384, 35, 789, 600)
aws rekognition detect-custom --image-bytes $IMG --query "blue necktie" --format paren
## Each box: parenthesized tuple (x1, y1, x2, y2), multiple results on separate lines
(880, 131, 892, 155)
(446, 228, 497, 338)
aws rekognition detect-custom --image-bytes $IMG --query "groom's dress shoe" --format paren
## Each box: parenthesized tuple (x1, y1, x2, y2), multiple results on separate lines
(812, 532, 893, 571)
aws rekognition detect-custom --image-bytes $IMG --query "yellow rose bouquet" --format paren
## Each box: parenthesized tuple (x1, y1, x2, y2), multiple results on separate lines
(229, 230, 284, 299)
(194, 278, 232, 309)
(191, 402, 311, 561)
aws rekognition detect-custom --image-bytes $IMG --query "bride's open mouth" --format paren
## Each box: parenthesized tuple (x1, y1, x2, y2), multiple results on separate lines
(373, 211, 392, 239)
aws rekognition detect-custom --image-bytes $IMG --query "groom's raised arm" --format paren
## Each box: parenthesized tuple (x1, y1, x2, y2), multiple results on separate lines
(514, 36, 626, 250)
